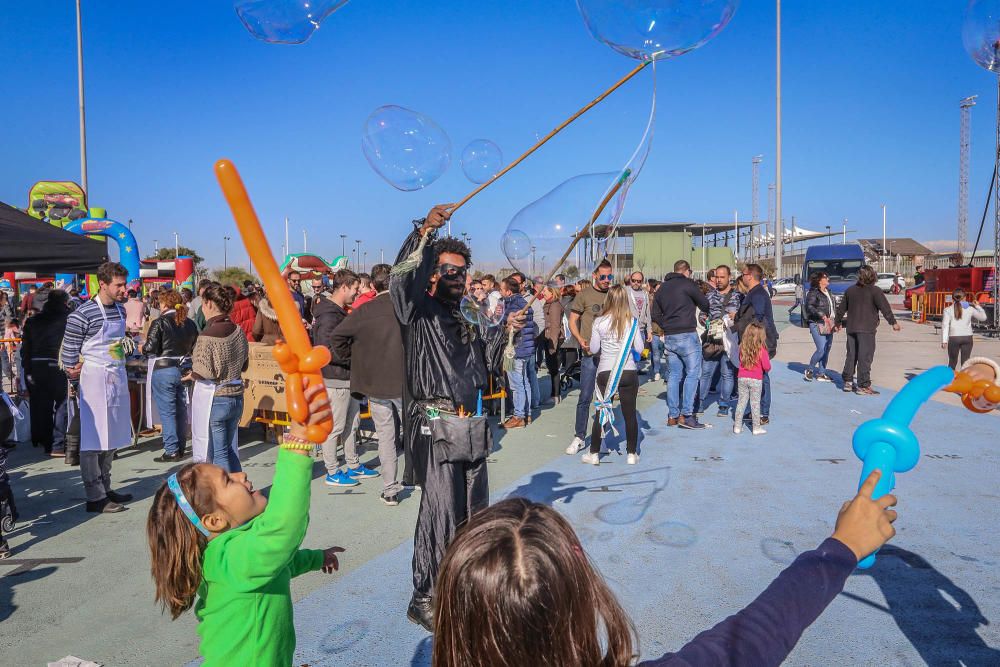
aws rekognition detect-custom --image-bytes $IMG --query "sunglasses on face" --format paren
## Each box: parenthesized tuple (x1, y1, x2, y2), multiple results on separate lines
(438, 263, 468, 279)
(596, 274, 613, 282)
(629, 278, 642, 283)
(289, 279, 300, 284)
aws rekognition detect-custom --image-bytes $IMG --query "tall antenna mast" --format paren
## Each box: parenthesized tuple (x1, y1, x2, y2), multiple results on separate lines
(959, 95, 977, 258)
(752, 155, 763, 262)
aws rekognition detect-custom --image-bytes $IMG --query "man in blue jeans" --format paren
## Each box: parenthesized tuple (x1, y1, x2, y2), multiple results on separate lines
(565, 260, 613, 454)
(653, 260, 710, 430)
(699, 265, 742, 417)
(500, 277, 537, 429)
(735, 263, 779, 423)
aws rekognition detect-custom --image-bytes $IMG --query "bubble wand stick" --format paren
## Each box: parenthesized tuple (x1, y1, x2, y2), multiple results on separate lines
(214, 159, 333, 444)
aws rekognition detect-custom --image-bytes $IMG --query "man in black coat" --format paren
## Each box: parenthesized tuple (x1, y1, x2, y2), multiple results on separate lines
(330, 263, 405, 506)
(735, 264, 779, 423)
(20, 289, 71, 455)
(834, 265, 900, 395)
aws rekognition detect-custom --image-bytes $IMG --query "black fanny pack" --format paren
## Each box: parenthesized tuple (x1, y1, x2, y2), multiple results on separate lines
(428, 414, 492, 464)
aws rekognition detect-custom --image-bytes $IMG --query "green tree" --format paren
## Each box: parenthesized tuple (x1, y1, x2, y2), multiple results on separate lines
(153, 246, 204, 265)
(563, 264, 581, 280)
(213, 266, 257, 286)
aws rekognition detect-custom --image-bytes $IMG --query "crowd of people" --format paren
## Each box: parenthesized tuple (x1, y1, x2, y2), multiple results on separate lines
(0, 208, 966, 665)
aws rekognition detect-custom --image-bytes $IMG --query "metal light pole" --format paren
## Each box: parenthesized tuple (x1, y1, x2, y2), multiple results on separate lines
(363, 251, 367, 273)
(881, 204, 887, 272)
(340, 234, 347, 258)
(302, 229, 308, 253)
(355, 240, 362, 270)
(842, 219, 847, 244)
(153, 239, 159, 253)
(774, 0, 783, 279)
(531, 246, 536, 275)
(826, 226, 831, 245)
(223, 236, 231, 270)
(283, 217, 289, 259)
(380, 248, 384, 264)
(173, 232, 179, 260)
(751, 155, 762, 261)
(76, 0, 89, 196)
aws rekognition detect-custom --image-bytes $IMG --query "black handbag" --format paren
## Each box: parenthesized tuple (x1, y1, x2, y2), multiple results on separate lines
(428, 414, 492, 464)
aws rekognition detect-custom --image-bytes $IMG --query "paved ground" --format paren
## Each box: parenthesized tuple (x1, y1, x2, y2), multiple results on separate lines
(2, 300, 999, 666)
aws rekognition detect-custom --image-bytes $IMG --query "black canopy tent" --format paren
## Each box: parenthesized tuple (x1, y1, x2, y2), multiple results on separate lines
(0, 201, 108, 274)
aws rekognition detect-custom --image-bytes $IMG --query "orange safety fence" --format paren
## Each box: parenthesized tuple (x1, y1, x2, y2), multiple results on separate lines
(913, 291, 995, 324)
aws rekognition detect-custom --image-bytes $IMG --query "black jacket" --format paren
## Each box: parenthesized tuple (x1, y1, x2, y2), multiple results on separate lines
(834, 284, 896, 334)
(19, 308, 69, 364)
(735, 284, 778, 357)
(311, 297, 350, 381)
(804, 287, 834, 324)
(652, 273, 710, 336)
(329, 292, 404, 400)
(142, 313, 199, 365)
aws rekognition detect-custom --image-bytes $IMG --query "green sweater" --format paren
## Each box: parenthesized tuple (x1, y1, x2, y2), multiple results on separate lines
(194, 449, 323, 666)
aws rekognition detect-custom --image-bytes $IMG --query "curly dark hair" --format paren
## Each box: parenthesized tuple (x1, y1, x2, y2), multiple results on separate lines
(433, 237, 471, 266)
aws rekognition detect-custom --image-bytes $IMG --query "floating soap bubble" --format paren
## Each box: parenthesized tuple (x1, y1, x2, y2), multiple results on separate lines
(235, 0, 349, 44)
(460, 295, 502, 329)
(361, 105, 452, 192)
(576, 0, 739, 61)
(460, 139, 504, 184)
(502, 172, 619, 277)
(963, 0, 1000, 72)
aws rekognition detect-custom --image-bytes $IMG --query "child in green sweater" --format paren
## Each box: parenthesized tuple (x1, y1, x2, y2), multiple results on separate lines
(147, 381, 343, 666)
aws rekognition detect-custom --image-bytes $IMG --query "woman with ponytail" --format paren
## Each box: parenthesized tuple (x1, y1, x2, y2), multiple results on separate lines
(143, 290, 199, 462)
(941, 288, 986, 369)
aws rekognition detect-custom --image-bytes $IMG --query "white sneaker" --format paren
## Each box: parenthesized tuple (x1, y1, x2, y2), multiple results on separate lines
(565, 436, 585, 455)
(733, 425, 743, 435)
(626, 453, 639, 465)
(653, 373, 661, 381)
(581, 452, 600, 465)
(751, 428, 767, 436)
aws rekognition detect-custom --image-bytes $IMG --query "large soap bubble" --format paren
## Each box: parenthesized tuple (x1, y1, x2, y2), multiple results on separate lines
(460, 295, 503, 329)
(963, 0, 1000, 72)
(576, 0, 739, 61)
(235, 0, 349, 44)
(362, 105, 452, 192)
(460, 139, 504, 184)
(502, 172, 624, 277)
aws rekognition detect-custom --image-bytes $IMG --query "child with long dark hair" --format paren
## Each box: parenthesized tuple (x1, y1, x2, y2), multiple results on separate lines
(434, 471, 898, 667)
(147, 380, 343, 665)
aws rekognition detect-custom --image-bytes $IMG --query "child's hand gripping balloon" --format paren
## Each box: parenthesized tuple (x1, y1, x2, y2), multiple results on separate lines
(285, 379, 333, 447)
(831, 470, 898, 562)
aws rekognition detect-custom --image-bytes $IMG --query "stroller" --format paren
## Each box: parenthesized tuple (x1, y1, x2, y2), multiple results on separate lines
(559, 353, 581, 394)
(1, 394, 18, 539)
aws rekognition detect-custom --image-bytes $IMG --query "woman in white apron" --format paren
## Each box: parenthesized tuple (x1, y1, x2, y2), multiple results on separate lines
(142, 290, 198, 462)
(185, 285, 249, 472)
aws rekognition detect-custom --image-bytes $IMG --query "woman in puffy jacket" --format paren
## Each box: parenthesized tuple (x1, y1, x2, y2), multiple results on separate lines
(227, 285, 257, 342)
(143, 290, 198, 462)
(803, 272, 835, 383)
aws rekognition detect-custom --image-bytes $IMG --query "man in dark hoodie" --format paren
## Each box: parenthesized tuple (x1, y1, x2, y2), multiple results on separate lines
(312, 268, 374, 488)
(653, 260, 710, 430)
(329, 264, 405, 506)
(20, 289, 71, 455)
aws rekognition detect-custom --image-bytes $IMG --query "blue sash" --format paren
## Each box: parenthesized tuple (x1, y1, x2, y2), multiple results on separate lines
(593, 318, 639, 437)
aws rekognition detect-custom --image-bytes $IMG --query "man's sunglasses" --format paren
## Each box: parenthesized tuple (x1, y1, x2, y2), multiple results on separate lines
(596, 274, 614, 282)
(438, 263, 468, 279)
(629, 278, 642, 283)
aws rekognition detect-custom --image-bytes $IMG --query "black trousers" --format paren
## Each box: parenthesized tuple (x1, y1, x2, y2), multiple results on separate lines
(408, 404, 489, 597)
(842, 332, 877, 388)
(27, 361, 68, 452)
(590, 370, 639, 454)
(947, 336, 974, 370)
(544, 347, 561, 398)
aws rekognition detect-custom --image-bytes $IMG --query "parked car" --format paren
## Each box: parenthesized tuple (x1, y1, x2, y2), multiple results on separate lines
(875, 273, 898, 293)
(771, 277, 798, 295)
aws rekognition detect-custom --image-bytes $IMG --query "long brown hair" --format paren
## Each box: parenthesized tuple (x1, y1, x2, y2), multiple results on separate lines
(159, 290, 187, 327)
(599, 284, 633, 340)
(739, 320, 767, 369)
(433, 498, 636, 667)
(146, 464, 218, 619)
(952, 289, 966, 321)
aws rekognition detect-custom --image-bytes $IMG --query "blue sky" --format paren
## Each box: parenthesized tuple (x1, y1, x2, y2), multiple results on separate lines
(0, 1, 995, 272)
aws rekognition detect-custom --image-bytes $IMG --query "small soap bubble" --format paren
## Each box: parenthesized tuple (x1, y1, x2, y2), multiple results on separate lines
(576, 0, 739, 61)
(235, 0, 349, 44)
(963, 0, 1000, 72)
(460, 295, 502, 329)
(362, 105, 452, 192)
(460, 139, 504, 184)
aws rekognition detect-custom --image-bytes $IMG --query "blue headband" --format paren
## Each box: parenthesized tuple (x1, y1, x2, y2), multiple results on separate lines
(167, 473, 210, 537)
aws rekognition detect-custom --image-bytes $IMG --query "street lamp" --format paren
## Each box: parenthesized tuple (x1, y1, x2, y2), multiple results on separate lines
(363, 251, 367, 273)
(842, 218, 847, 244)
(825, 225, 831, 245)
(340, 234, 347, 258)
(355, 240, 362, 270)
(173, 232, 179, 259)
(223, 236, 231, 271)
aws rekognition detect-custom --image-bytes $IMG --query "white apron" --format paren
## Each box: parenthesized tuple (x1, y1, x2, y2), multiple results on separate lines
(144, 356, 189, 429)
(79, 301, 131, 452)
(191, 379, 240, 463)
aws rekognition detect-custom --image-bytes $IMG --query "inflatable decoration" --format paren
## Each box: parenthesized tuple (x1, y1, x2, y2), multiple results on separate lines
(279, 253, 346, 279)
(63, 209, 141, 291)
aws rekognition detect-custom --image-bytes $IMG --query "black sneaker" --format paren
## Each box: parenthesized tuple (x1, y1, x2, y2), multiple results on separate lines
(842, 381, 853, 393)
(678, 415, 710, 430)
(381, 491, 399, 506)
(154, 452, 183, 463)
(407, 593, 434, 632)
(106, 490, 133, 504)
(86, 498, 125, 513)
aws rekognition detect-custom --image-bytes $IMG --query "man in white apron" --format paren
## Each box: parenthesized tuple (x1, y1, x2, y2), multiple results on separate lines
(61, 263, 134, 513)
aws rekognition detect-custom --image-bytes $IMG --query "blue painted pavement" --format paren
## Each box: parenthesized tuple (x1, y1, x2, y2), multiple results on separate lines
(292, 361, 1000, 666)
